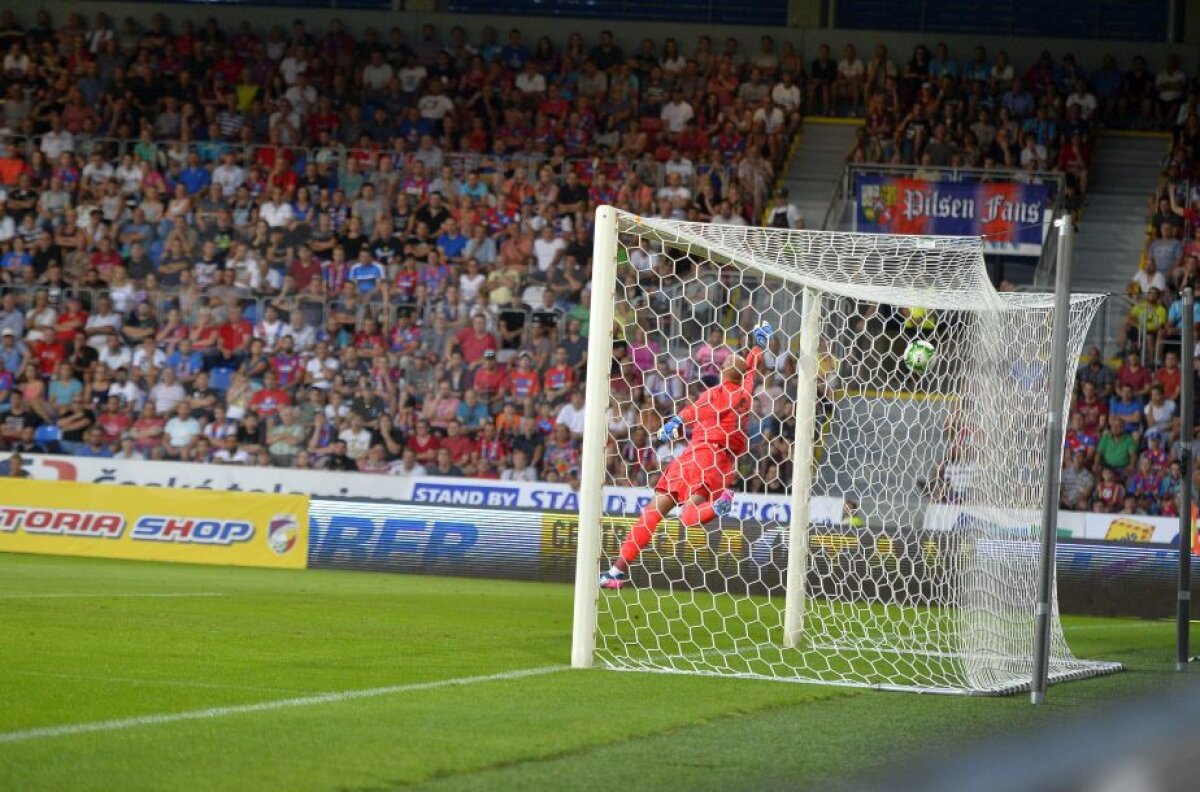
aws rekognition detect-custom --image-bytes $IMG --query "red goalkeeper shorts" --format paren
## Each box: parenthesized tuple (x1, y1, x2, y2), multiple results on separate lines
(655, 443, 735, 503)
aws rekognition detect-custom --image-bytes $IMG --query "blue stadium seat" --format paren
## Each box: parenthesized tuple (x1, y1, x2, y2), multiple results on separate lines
(209, 367, 235, 393)
(34, 425, 62, 444)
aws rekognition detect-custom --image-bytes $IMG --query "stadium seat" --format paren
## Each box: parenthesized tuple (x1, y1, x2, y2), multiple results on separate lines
(209, 367, 235, 393)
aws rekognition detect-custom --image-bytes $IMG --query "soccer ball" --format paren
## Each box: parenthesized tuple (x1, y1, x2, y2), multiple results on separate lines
(903, 340, 936, 372)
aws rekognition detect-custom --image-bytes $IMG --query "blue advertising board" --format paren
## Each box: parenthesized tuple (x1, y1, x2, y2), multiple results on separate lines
(308, 500, 542, 579)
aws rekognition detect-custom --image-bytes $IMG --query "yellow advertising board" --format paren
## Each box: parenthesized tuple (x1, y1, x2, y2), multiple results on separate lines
(0, 479, 309, 569)
(540, 512, 744, 577)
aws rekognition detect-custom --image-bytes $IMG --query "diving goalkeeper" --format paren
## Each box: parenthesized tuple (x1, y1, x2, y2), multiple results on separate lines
(600, 323, 773, 589)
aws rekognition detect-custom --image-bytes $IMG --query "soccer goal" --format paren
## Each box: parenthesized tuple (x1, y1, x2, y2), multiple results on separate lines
(570, 206, 1123, 695)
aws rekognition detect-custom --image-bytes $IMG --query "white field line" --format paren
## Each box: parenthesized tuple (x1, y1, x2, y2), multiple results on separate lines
(7, 669, 306, 695)
(1063, 621, 1175, 631)
(0, 593, 227, 599)
(0, 665, 565, 745)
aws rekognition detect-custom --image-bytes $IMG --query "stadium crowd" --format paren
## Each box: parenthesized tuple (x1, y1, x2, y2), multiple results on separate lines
(1071, 96, 1200, 519)
(0, 10, 809, 488)
(0, 9, 1194, 517)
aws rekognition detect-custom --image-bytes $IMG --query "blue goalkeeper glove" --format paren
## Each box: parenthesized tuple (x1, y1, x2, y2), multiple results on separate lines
(659, 415, 683, 444)
(752, 322, 774, 349)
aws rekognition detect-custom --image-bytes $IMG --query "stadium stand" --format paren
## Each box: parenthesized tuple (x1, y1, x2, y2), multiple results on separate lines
(0, 9, 1195, 516)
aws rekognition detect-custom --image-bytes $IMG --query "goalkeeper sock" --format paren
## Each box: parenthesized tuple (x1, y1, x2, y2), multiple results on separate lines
(679, 501, 717, 527)
(615, 505, 664, 571)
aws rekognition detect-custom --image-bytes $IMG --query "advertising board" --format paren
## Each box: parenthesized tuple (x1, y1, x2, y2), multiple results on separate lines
(0, 479, 308, 569)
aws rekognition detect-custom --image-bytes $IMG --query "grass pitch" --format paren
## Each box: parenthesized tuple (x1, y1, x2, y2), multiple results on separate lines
(0, 553, 1188, 791)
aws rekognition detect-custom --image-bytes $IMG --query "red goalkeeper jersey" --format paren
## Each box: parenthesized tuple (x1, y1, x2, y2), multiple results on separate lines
(678, 347, 761, 456)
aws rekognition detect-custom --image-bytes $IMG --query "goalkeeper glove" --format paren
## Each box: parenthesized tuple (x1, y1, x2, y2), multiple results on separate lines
(752, 322, 774, 349)
(659, 415, 683, 444)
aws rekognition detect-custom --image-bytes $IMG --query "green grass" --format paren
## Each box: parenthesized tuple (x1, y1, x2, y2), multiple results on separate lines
(0, 553, 1186, 791)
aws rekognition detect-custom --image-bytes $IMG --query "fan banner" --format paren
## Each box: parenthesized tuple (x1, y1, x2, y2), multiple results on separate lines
(0, 479, 309, 569)
(854, 174, 1051, 256)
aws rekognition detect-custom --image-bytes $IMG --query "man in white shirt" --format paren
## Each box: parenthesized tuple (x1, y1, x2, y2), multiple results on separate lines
(212, 153, 246, 194)
(361, 51, 395, 94)
(132, 337, 164, 375)
(836, 44, 865, 116)
(149, 368, 186, 415)
(278, 47, 307, 85)
(398, 55, 427, 95)
(284, 73, 317, 118)
(500, 448, 538, 482)
(514, 62, 546, 97)
(304, 341, 339, 390)
(532, 226, 567, 275)
(110, 368, 142, 409)
(771, 72, 802, 114)
(3, 44, 31, 77)
(213, 435, 251, 464)
(284, 312, 316, 353)
(1130, 259, 1167, 294)
(389, 449, 427, 477)
(656, 172, 691, 212)
(1155, 54, 1187, 124)
(98, 335, 132, 371)
(81, 152, 114, 191)
(84, 295, 122, 351)
(338, 414, 372, 461)
(417, 82, 454, 122)
(1065, 78, 1097, 120)
(164, 401, 201, 457)
(39, 117, 74, 159)
(555, 390, 587, 437)
(259, 188, 294, 228)
(660, 90, 694, 137)
(753, 96, 785, 136)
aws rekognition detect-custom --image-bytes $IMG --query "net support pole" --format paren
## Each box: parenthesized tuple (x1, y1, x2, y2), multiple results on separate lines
(1031, 216, 1075, 704)
(1177, 287, 1194, 672)
(572, 205, 619, 669)
(783, 286, 822, 649)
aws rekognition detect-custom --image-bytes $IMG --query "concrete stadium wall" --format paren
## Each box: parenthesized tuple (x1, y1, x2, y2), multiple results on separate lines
(34, 1, 1198, 73)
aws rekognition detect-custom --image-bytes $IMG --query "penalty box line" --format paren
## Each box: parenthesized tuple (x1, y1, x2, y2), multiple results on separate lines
(0, 593, 227, 599)
(0, 665, 565, 745)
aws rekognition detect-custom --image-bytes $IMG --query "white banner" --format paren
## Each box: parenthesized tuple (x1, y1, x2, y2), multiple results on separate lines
(922, 503, 1185, 544)
(19, 455, 843, 524)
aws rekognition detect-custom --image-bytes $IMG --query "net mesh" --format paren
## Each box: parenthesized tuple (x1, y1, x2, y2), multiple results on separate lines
(590, 209, 1122, 695)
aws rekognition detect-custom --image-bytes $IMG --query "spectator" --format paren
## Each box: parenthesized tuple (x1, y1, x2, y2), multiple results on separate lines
(555, 389, 587, 437)
(1096, 415, 1138, 477)
(163, 400, 200, 459)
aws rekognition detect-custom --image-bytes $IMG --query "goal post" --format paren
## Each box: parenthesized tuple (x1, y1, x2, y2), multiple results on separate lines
(572, 206, 1123, 694)
(782, 286, 821, 650)
(570, 205, 619, 669)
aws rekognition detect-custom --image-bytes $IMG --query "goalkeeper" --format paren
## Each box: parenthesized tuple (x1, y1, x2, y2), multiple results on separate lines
(601, 323, 773, 589)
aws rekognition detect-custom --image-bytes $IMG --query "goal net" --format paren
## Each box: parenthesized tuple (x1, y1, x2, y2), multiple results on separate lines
(571, 206, 1122, 695)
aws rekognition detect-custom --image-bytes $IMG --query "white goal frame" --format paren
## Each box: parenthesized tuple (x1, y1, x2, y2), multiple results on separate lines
(569, 206, 1122, 694)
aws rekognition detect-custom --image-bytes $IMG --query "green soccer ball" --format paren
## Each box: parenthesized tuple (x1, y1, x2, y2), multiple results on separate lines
(903, 340, 936, 372)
